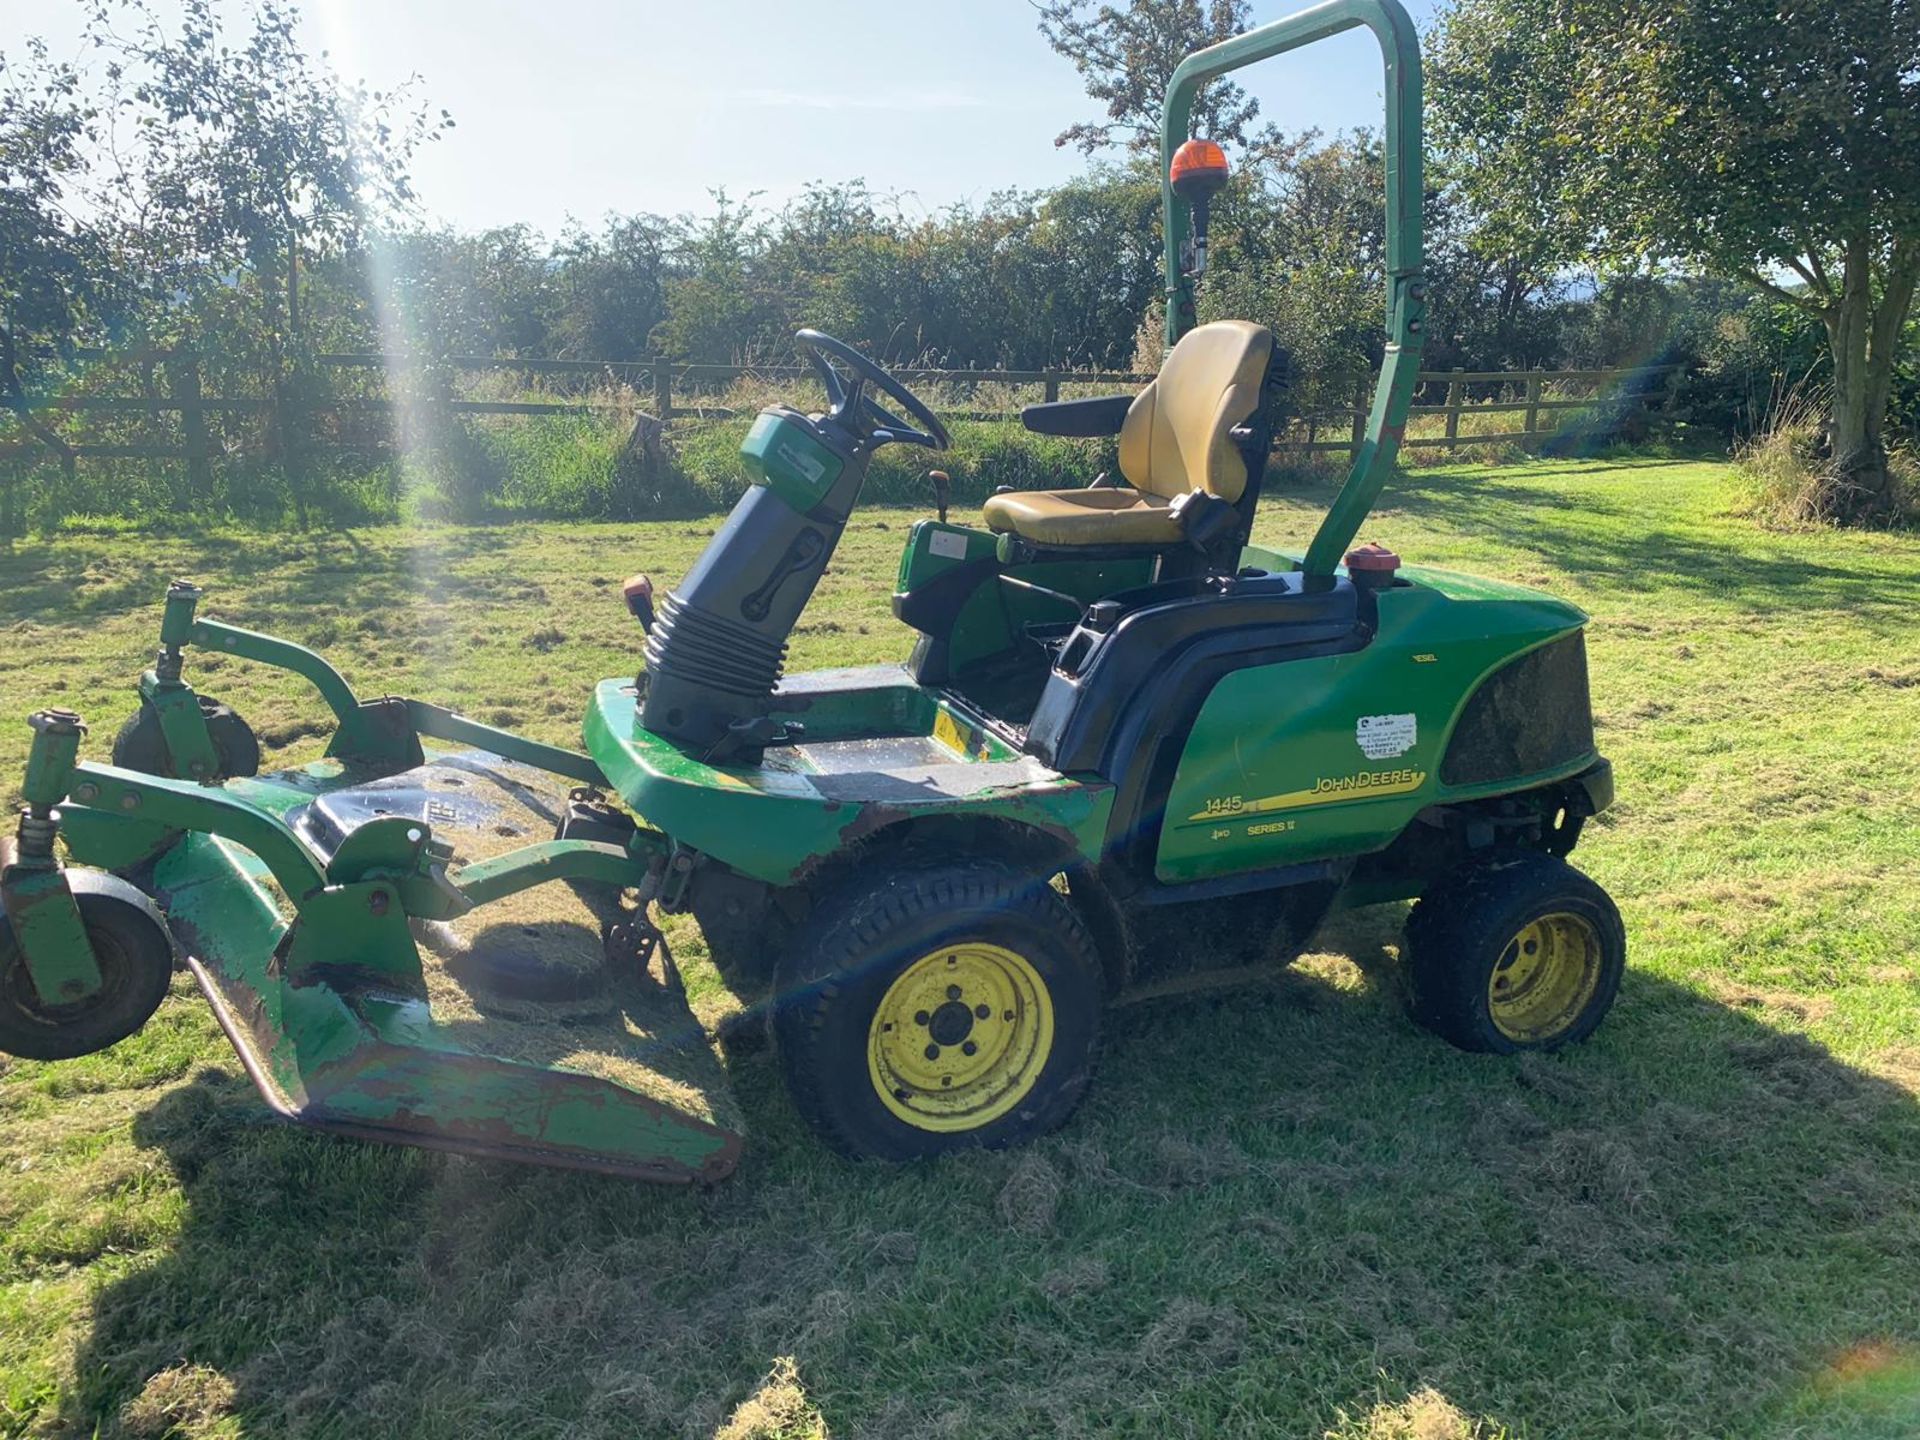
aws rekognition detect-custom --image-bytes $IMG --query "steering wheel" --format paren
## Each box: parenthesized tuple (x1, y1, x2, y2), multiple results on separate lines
(797, 329, 951, 452)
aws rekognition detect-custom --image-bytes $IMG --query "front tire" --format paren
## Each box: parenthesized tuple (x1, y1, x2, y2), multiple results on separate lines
(112, 695, 261, 781)
(773, 859, 1102, 1160)
(0, 880, 175, 1061)
(1402, 851, 1625, 1054)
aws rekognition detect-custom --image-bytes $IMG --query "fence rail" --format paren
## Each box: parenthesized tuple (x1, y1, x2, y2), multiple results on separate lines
(3, 349, 1683, 474)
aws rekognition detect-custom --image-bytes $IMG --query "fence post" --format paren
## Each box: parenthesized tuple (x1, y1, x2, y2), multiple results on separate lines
(1043, 373, 1060, 404)
(1349, 375, 1369, 461)
(168, 351, 213, 503)
(651, 357, 672, 420)
(1523, 369, 1543, 446)
(1445, 368, 1465, 445)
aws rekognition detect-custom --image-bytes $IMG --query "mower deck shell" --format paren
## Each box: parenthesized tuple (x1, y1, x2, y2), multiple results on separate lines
(63, 755, 743, 1184)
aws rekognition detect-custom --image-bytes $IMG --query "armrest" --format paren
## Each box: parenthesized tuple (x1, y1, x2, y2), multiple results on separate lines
(1020, 393, 1133, 438)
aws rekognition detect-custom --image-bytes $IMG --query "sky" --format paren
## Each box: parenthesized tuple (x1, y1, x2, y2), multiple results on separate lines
(7, 0, 1442, 236)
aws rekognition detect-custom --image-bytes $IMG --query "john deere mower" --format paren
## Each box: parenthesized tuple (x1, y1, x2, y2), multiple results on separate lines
(0, 0, 1622, 1179)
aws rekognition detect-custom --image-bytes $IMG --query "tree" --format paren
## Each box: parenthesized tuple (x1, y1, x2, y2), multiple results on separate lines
(1034, 0, 1263, 154)
(1197, 131, 1389, 379)
(654, 193, 780, 364)
(0, 40, 111, 479)
(90, 0, 447, 355)
(551, 215, 670, 361)
(1431, 0, 1920, 523)
(383, 226, 557, 356)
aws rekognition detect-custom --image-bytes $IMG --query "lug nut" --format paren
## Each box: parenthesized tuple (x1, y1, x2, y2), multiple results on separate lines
(914, 1009, 930, 1026)
(946, 984, 961, 1000)
(962, 1041, 977, 1056)
(924, 1043, 939, 1061)
(974, 1003, 990, 1020)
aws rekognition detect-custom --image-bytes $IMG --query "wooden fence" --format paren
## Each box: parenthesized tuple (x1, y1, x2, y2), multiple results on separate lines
(1, 349, 1684, 486)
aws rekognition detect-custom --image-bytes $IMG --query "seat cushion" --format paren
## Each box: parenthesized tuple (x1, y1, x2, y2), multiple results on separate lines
(1119, 320, 1274, 502)
(981, 486, 1181, 546)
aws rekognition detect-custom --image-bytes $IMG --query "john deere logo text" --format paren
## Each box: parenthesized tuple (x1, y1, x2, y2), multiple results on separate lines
(1310, 767, 1423, 797)
(1190, 767, 1427, 823)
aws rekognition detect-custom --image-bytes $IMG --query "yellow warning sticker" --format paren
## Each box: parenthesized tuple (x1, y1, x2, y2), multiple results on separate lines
(932, 708, 971, 756)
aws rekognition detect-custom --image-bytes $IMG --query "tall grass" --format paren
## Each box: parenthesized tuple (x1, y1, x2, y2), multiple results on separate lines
(1734, 387, 1918, 526)
(1, 365, 1681, 534)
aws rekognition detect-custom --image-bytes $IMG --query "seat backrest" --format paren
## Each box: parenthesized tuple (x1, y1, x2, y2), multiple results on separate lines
(1118, 320, 1275, 502)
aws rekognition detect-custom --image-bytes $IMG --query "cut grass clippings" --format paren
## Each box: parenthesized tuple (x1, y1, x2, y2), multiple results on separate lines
(0, 456, 1916, 1437)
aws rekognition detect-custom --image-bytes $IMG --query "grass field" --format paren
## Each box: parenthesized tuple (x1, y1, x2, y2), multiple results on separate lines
(1, 456, 1917, 1439)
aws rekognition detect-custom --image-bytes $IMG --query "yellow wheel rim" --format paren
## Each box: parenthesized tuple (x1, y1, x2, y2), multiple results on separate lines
(867, 942, 1055, 1133)
(1488, 911, 1604, 1043)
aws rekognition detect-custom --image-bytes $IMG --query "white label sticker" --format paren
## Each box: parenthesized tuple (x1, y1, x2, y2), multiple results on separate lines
(776, 441, 826, 484)
(929, 530, 969, 560)
(1356, 712, 1417, 759)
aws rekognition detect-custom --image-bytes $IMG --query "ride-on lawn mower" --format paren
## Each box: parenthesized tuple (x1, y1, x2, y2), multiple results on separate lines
(0, 0, 1622, 1182)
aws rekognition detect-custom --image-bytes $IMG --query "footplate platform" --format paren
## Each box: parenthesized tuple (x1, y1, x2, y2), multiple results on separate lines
(152, 751, 742, 1183)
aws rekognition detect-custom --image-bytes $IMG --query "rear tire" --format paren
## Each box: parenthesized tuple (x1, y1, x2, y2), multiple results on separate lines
(1402, 851, 1624, 1054)
(112, 695, 261, 780)
(773, 859, 1102, 1161)
(0, 883, 175, 1061)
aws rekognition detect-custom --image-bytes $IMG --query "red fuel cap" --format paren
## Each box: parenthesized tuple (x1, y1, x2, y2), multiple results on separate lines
(1344, 542, 1400, 573)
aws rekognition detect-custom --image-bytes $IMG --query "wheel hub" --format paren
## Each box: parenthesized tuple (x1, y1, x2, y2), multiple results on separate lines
(926, 998, 974, 1047)
(867, 942, 1054, 1133)
(1488, 911, 1604, 1042)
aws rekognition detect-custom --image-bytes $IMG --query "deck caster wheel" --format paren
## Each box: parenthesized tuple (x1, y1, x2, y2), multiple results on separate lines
(0, 875, 174, 1061)
(772, 858, 1101, 1161)
(1402, 851, 1625, 1054)
(112, 695, 261, 780)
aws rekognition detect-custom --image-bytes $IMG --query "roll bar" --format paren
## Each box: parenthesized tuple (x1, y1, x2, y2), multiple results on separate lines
(1159, 0, 1427, 578)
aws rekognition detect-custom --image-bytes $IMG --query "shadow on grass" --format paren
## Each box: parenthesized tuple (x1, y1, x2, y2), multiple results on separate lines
(1270, 462, 1919, 619)
(58, 907, 1920, 1439)
(0, 525, 561, 624)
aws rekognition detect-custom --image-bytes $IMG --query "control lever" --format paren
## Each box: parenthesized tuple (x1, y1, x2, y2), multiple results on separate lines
(622, 573, 655, 632)
(928, 469, 951, 524)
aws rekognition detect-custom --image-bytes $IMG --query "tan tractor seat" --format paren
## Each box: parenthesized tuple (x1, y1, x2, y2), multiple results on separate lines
(981, 486, 1181, 546)
(984, 319, 1276, 550)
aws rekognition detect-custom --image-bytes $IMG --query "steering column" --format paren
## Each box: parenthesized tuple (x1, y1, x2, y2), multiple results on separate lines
(638, 330, 950, 759)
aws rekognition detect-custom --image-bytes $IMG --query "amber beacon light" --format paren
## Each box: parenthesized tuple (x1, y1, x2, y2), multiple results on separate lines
(1169, 139, 1231, 278)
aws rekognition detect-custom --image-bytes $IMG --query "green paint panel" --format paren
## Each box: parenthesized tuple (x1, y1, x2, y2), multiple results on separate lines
(739, 410, 845, 514)
(139, 673, 220, 779)
(896, 519, 998, 589)
(587, 678, 1111, 885)
(154, 827, 739, 1180)
(895, 522, 1155, 676)
(1155, 582, 1593, 882)
(0, 864, 102, 1001)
